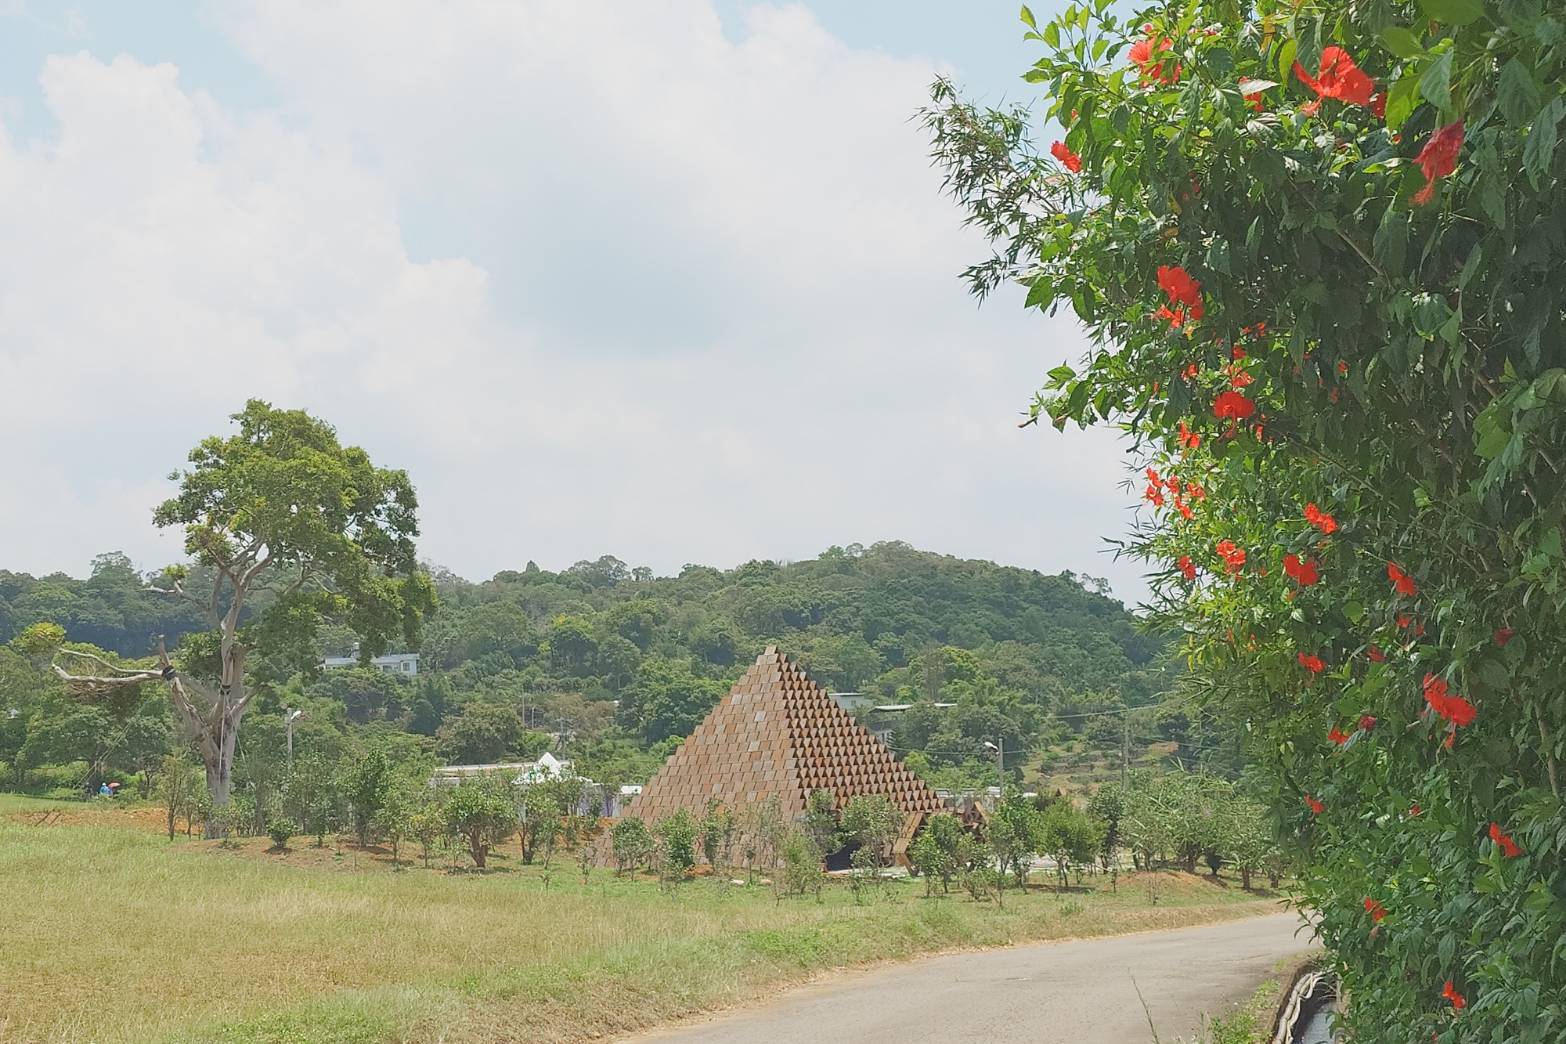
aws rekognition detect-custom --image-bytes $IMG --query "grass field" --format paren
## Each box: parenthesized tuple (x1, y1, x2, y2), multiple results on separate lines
(0, 795, 1285, 1044)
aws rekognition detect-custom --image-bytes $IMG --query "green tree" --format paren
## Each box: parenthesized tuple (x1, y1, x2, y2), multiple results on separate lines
(909, 812, 968, 895)
(839, 793, 903, 876)
(339, 746, 392, 846)
(654, 808, 697, 882)
(800, 788, 840, 859)
(444, 777, 515, 869)
(434, 702, 524, 764)
(517, 776, 584, 865)
(48, 401, 433, 835)
(986, 791, 1042, 888)
(157, 753, 200, 840)
(611, 816, 653, 874)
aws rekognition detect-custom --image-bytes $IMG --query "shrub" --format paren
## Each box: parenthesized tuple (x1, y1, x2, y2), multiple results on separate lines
(909, 813, 966, 895)
(265, 816, 294, 849)
(655, 808, 697, 881)
(778, 828, 825, 899)
(611, 816, 653, 875)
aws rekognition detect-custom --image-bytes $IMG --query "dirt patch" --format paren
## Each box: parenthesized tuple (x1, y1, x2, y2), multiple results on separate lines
(8, 803, 177, 833)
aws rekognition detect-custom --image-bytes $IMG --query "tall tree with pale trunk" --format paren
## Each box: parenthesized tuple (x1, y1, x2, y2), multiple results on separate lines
(51, 400, 434, 834)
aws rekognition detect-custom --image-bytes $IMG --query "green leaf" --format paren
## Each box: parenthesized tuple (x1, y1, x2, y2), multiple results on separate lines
(1378, 26, 1424, 59)
(1047, 364, 1077, 383)
(1523, 97, 1565, 186)
(1020, 5, 1037, 29)
(1277, 38, 1297, 85)
(1043, 21, 1060, 47)
(1419, 49, 1453, 112)
(1498, 59, 1542, 127)
(1385, 69, 1421, 131)
(1025, 276, 1052, 308)
(1237, 78, 1278, 95)
(1418, 0, 1484, 25)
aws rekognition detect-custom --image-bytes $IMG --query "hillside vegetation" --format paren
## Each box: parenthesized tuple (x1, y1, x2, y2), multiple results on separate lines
(1, 542, 1229, 799)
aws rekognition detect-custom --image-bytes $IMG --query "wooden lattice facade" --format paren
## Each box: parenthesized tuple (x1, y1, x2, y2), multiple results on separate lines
(613, 646, 943, 864)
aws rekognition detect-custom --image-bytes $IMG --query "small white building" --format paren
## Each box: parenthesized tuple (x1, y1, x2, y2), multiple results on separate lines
(431, 751, 574, 787)
(322, 651, 420, 676)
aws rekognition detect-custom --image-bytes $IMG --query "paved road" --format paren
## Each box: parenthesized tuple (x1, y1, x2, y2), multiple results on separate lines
(626, 911, 1316, 1044)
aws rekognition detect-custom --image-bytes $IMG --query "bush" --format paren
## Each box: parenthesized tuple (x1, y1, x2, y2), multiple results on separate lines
(654, 808, 697, 881)
(611, 816, 653, 875)
(266, 816, 294, 849)
(777, 828, 824, 899)
(909, 813, 967, 895)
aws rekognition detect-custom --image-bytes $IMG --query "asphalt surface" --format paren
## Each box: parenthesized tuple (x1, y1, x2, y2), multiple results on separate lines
(624, 910, 1316, 1044)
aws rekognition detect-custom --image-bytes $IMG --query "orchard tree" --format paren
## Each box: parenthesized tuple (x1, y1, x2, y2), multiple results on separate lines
(928, 1, 1566, 1037)
(51, 401, 434, 834)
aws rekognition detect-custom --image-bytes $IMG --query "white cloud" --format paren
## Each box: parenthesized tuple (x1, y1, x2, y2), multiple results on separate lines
(0, 2, 1147, 601)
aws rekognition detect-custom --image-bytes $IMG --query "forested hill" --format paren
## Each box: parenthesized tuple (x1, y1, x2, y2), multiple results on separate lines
(2, 543, 1174, 790)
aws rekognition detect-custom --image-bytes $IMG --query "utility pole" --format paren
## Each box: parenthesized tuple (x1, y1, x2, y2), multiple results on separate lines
(1121, 718, 1130, 789)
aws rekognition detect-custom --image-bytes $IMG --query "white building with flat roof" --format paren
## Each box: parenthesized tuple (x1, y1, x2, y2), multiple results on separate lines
(322, 651, 420, 676)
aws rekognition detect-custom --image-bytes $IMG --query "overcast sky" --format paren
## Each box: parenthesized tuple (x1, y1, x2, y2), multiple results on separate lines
(0, 1, 1150, 602)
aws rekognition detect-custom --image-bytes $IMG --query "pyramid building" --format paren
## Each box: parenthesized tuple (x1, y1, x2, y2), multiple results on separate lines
(618, 646, 944, 864)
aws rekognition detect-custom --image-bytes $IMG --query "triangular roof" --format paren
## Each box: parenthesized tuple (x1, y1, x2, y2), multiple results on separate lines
(623, 646, 943, 831)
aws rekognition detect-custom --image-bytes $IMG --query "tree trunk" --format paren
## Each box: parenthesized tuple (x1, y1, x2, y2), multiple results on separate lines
(469, 833, 487, 868)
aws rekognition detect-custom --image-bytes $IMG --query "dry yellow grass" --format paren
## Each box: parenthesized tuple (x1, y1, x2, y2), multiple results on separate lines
(0, 796, 1284, 1044)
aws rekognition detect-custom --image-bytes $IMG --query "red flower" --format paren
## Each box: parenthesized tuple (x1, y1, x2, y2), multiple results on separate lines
(1363, 897, 1387, 922)
(1176, 497, 1194, 520)
(1298, 651, 1326, 673)
(1239, 78, 1265, 112)
(1328, 726, 1350, 745)
(1144, 482, 1165, 507)
(1188, 483, 1206, 500)
(1423, 673, 1477, 727)
(1305, 794, 1325, 815)
(1129, 29, 1179, 83)
(1370, 92, 1387, 119)
(1213, 390, 1256, 420)
(1182, 362, 1199, 379)
(1177, 555, 1197, 581)
(1304, 502, 1338, 534)
(1412, 121, 1464, 206)
(1366, 645, 1386, 662)
(1489, 821, 1523, 858)
(1283, 553, 1320, 586)
(1178, 420, 1202, 450)
(1050, 140, 1083, 173)
(1230, 344, 1246, 360)
(1409, 802, 1422, 817)
(1230, 369, 1255, 389)
(1146, 467, 1161, 485)
(1358, 714, 1377, 732)
(1493, 627, 1514, 647)
(1442, 980, 1466, 1011)
(1293, 47, 1376, 108)
(1337, 360, 1349, 376)
(1387, 561, 1418, 597)
(1216, 540, 1246, 573)
(1157, 265, 1202, 308)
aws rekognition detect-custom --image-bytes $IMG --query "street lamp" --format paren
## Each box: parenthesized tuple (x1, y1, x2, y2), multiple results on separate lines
(284, 708, 305, 771)
(983, 739, 1004, 783)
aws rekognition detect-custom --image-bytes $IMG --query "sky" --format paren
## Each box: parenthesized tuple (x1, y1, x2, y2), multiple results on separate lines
(0, 1, 1151, 603)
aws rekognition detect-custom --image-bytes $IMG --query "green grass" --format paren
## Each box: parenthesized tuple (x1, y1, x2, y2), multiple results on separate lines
(1180, 955, 1323, 1044)
(0, 795, 1283, 1044)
